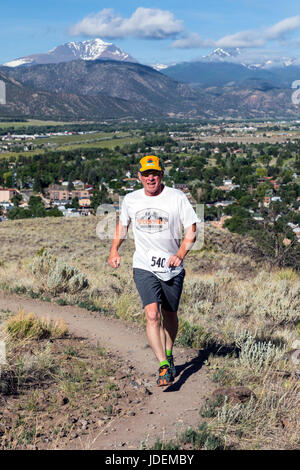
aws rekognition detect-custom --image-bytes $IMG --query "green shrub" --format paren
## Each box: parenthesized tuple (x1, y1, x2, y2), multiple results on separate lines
(47, 261, 88, 295)
(12, 285, 27, 295)
(29, 250, 89, 296)
(30, 250, 56, 278)
(184, 278, 220, 304)
(216, 395, 257, 426)
(234, 331, 286, 374)
(251, 276, 300, 326)
(143, 423, 224, 451)
(177, 318, 210, 349)
(199, 395, 225, 418)
(180, 423, 224, 450)
(148, 438, 180, 450)
(212, 368, 232, 385)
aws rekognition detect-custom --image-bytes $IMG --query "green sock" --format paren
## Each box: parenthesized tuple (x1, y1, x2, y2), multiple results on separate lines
(166, 349, 172, 357)
(160, 359, 170, 368)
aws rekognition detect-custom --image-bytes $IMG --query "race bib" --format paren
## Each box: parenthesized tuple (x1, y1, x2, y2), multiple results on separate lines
(147, 250, 178, 274)
(148, 250, 170, 273)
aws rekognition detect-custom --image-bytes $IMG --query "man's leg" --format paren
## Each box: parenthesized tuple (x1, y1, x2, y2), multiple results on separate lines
(144, 302, 174, 386)
(161, 308, 178, 377)
(161, 308, 178, 353)
(144, 302, 167, 363)
(160, 270, 185, 352)
(160, 271, 185, 378)
(133, 269, 175, 385)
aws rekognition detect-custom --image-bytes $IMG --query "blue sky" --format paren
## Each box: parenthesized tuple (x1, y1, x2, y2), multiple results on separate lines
(1, 1, 300, 64)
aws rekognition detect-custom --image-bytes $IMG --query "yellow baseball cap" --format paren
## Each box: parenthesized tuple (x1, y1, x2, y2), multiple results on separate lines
(139, 155, 163, 173)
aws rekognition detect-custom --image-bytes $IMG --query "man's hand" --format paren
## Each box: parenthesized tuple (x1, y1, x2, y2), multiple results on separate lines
(167, 254, 183, 268)
(167, 224, 196, 268)
(107, 222, 128, 269)
(108, 252, 121, 268)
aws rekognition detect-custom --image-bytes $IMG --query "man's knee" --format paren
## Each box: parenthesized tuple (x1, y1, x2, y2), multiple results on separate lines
(145, 303, 161, 325)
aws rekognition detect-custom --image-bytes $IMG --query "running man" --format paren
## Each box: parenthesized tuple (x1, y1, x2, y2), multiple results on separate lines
(108, 156, 198, 386)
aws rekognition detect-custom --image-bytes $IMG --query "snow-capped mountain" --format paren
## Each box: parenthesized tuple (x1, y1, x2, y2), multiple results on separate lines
(202, 48, 242, 62)
(3, 39, 137, 67)
(151, 63, 178, 71)
(201, 47, 300, 70)
(248, 56, 300, 69)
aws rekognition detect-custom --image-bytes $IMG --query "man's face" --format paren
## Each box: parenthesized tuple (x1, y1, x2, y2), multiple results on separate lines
(138, 170, 164, 196)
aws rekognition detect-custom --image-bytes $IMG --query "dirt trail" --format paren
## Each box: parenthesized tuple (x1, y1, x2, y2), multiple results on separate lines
(0, 292, 215, 450)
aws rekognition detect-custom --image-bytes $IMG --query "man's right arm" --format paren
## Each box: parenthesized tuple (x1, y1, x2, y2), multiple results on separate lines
(107, 221, 129, 268)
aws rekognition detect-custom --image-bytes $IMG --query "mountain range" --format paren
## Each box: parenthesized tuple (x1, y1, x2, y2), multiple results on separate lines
(201, 48, 300, 69)
(162, 48, 300, 88)
(1, 40, 300, 120)
(162, 60, 295, 88)
(0, 67, 162, 120)
(2, 59, 202, 109)
(5, 41, 300, 72)
(3, 39, 136, 68)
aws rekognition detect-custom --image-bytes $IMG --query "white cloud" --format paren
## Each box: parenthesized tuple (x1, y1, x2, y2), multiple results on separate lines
(69, 8, 184, 39)
(216, 30, 265, 48)
(171, 33, 214, 49)
(217, 16, 300, 48)
(171, 15, 300, 50)
(265, 15, 300, 40)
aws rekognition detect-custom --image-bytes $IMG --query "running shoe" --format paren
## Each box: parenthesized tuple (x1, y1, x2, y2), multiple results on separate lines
(156, 365, 174, 386)
(167, 354, 176, 378)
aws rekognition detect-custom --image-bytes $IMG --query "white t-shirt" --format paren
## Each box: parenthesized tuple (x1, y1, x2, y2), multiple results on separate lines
(119, 185, 199, 280)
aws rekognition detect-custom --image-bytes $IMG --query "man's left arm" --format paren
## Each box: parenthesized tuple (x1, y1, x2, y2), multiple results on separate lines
(167, 223, 197, 268)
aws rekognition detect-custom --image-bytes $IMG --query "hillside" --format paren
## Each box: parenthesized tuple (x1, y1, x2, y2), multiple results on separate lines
(1, 60, 300, 120)
(0, 216, 299, 450)
(0, 69, 161, 120)
(162, 60, 300, 89)
(2, 60, 200, 114)
(163, 61, 276, 87)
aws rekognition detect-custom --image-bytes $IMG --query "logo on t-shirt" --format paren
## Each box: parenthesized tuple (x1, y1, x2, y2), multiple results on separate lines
(135, 208, 169, 233)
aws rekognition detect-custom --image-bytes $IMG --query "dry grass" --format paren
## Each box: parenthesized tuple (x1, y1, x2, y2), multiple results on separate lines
(0, 216, 108, 264)
(181, 270, 300, 346)
(6, 310, 68, 341)
(0, 216, 299, 449)
(205, 363, 300, 450)
(0, 308, 149, 450)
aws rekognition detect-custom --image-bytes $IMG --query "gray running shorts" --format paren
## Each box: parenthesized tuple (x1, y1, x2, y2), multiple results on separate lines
(133, 268, 185, 312)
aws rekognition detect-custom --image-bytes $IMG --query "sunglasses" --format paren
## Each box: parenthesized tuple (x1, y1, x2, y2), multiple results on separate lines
(140, 170, 162, 177)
